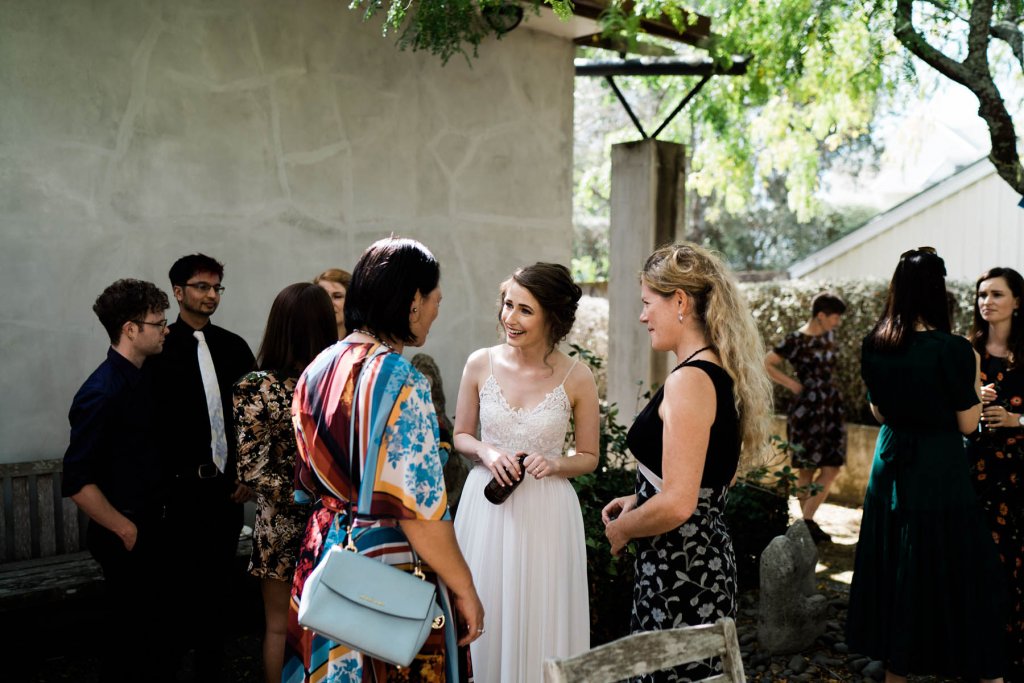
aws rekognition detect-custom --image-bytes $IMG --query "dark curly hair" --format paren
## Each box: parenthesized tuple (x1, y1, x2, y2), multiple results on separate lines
(93, 279, 169, 344)
(497, 263, 582, 356)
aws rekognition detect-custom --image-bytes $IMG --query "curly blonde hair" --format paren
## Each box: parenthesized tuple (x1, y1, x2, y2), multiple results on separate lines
(642, 243, 773, 470)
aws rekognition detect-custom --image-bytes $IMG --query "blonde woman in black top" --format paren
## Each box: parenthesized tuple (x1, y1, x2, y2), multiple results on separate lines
(602, 243, 772, 682)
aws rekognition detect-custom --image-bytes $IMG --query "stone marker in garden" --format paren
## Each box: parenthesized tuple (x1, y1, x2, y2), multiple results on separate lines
(757, 520, 827, 653)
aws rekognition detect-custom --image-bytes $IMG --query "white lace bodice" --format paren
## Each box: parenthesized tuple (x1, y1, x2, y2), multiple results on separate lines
(478, 374, 572, 458)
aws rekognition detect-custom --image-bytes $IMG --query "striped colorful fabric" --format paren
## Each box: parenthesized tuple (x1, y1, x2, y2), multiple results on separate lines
(284, 341, 456, 683)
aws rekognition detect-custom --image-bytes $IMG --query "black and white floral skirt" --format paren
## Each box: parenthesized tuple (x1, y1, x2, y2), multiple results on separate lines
(629, 474, 737, 683)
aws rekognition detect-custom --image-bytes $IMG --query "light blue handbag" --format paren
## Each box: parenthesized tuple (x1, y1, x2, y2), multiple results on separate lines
(296, 346, 445, 667)
(297, 537, 445, 667)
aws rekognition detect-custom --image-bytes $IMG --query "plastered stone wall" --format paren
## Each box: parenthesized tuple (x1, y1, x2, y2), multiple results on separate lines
(0, 0, 574, 462)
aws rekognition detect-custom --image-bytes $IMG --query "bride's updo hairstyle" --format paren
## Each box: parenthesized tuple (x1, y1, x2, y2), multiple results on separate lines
(497, 262, 583, 357)
(642, 243, 773, 468)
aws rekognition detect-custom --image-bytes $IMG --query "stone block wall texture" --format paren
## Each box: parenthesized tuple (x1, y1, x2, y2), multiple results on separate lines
(0, 0, 574, 462)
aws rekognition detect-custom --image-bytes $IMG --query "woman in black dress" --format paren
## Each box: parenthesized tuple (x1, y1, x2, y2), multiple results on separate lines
(968, 266, 1024, 682)
(602, 243, 773, 682)
(846, 248, 1006, 683)
(765, 291, 847, 543)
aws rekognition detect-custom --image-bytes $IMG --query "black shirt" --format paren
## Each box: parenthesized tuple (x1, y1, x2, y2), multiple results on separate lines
(149, 317, 255, 478)
(62, 348, 166, 516)
(626, 359, 740, 488)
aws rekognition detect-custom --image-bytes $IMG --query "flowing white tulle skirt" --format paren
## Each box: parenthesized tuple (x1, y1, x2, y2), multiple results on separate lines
(454, 465, 591, 683)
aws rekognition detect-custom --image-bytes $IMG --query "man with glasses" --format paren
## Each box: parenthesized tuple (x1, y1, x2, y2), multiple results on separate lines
(62, 278, 171, 683)
(150, 253, 255, 682)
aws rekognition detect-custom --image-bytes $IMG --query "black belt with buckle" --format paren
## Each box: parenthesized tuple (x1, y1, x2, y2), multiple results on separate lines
(197, 463, 220, 479)
(177, 463, 221, 480)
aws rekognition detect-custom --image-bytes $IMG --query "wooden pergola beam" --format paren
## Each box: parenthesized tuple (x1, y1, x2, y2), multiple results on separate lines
(574, 56, 748, 77)
(570, 0, 712, 47)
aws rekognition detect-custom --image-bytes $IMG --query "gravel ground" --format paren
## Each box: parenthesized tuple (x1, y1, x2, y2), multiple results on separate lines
(5, 502, 962, 682)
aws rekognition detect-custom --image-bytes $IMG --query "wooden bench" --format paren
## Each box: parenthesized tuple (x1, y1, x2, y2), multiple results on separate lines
(0, 459, 101, 610)
(0, 458, 257, 611)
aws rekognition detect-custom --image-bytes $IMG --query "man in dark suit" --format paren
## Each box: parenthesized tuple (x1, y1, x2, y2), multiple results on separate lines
(149, 253, 255, 682)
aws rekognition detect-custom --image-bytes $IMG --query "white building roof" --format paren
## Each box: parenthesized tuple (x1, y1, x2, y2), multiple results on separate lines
(789, 157, 994, 278)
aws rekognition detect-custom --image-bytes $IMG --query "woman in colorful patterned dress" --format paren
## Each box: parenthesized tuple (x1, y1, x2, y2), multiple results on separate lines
(765, 291, 847, 543)
(233, 283, 338, 683)
(968, 266, 1024, 682)
(846, 248, 1005, 683)
(285, 237, 484, 683)
(602, 243, 773, 682)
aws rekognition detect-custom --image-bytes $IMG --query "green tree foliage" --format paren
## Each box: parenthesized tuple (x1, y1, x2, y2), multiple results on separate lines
(592, 1, 901, 221)
(573, 75, 880, 275)
(571, 1, 904, 275)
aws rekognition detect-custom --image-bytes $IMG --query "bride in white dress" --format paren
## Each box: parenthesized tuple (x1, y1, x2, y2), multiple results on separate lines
(453, 263, 601, 683)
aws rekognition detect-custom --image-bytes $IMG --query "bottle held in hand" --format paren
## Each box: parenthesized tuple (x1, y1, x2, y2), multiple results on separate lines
(484, 453, 528, 505)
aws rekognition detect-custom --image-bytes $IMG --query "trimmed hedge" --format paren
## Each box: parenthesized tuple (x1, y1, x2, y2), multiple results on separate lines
(743, 278, 976, 424)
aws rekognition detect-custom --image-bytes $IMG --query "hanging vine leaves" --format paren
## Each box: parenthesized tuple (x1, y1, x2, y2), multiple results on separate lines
(348, 0, 574, 64)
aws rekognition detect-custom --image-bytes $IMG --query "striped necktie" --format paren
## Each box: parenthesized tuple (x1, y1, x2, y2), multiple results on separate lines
(194, 330, 228, 472)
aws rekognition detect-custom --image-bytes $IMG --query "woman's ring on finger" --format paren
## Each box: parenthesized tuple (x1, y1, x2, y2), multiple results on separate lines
(477, 628, 485, 634)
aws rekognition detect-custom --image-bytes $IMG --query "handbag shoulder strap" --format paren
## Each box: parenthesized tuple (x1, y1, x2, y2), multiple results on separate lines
(342, 347, 424, 574)
(346, 344, 393, 503)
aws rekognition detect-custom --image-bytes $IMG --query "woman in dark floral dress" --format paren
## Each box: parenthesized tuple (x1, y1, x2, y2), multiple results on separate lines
(603, 243, 773, 682)
(765, 292, 847, 543)
(968, 267, 1024, 683)
(232, 283, 336, 683)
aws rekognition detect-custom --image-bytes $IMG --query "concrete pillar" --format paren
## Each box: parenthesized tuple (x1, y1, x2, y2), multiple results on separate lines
(607, 139, 686, 420)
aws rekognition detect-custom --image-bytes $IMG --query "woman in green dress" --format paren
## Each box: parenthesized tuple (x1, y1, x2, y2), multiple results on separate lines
(846, 247, 1007, 683)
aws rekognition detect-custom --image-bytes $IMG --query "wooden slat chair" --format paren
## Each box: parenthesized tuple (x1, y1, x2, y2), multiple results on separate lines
(543, 617, 745, 683)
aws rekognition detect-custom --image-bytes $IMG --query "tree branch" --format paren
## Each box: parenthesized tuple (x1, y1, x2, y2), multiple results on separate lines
(965, 0, 995, 69)
(894, 0, 1024, 195)
(918, 0, 970, 24)
(894, 0, 973, 84)
(990, 20, 1024, 71)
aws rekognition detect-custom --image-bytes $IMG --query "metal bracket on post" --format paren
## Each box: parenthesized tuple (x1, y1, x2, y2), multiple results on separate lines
(579, 56, 747, 140)
(602, 71, 714, 141)
(604, 75, 649, 139)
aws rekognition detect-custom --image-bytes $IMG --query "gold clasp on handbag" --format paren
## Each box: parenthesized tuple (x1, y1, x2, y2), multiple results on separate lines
(413, 564, 425, 580)
(432, 615, 445, 629)
(344, 524, 357, 552)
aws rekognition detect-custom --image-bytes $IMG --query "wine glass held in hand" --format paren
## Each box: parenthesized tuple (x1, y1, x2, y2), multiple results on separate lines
(483, 453, 528, 505)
